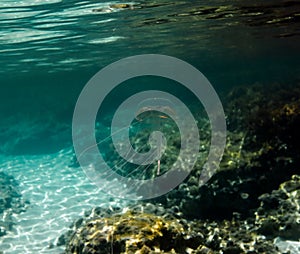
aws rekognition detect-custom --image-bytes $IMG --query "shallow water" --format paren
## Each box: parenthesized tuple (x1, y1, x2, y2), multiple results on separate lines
(0, 0, 300, 253)
(0, 149, 130, 253)
(1, 0, 299, 131)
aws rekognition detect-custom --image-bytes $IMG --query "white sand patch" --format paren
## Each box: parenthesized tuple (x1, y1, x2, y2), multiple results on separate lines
(0, 148, 130, 253)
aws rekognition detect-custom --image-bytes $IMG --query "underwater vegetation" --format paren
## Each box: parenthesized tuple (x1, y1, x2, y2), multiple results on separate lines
(0, 0, 299, 252)
(145, 82, 300, 221)
(64, 207, 188, 254)
(64, 81, 300, 253)
(62, 203, 280, 254)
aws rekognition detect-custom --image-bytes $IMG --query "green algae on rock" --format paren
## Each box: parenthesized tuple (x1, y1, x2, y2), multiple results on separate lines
(67, 82, 300, 252)
(65, 208, 199, 254)
(151, 82, 300, 220)
(63, 204, 280, 254)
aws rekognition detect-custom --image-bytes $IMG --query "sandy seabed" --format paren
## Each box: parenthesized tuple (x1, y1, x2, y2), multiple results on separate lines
(0, 148, 129, 254)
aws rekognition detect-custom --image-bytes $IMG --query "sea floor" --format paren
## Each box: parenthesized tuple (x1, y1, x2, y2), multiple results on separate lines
(0, 148, 129, 254)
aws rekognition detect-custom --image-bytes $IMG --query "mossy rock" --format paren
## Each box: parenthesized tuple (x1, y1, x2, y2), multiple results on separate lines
(65, 210, 196, 254)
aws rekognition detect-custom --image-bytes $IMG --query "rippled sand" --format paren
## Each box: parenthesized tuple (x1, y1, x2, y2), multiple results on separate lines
(0, 149, 130, 253)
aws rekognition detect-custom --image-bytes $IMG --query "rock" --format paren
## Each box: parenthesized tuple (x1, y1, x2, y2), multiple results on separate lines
(0, 227, 6, 237)
(62, 203, 280, 253)
(274, 237, 300, 254)
(150, 83, 300, 220)
(0, 172, 28, 237)
(66, 83, 299, 253)
(0, 172, 21, 213)
(255, 175, 300, 240)
(65, 209, 200, 254)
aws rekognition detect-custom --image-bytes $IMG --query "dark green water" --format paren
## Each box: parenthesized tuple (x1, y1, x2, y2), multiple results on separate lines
(0, 0, 300, 154)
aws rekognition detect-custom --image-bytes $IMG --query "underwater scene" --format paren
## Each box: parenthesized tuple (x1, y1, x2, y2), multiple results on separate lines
(0, 0, 300, 253)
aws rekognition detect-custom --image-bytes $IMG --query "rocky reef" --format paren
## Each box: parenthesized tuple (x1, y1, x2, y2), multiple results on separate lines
(255, 175, 300, 241)
(0, 172, 28, 237)
(64, 207, 189, 254)
(62, 176, 298, 253)
(150, 82, 300, 221)
(62, 203, 280, 254)
(65, 82, 300, 253)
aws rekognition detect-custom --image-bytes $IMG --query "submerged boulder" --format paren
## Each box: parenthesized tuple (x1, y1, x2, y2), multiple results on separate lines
(255, 175, 300, 241)
(65, 207, 200, 254)
(0, 172, 28, 237)
(63, 204, 279, 254)
(0, 172, 20, 214)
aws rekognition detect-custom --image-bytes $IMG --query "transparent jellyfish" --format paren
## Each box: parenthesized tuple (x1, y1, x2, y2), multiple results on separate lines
(134, 98, 177, 176)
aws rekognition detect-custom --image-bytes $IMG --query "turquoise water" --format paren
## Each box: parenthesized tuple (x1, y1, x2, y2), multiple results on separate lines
(1, 1, 299, 153)
(0, 0, 300, 253)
